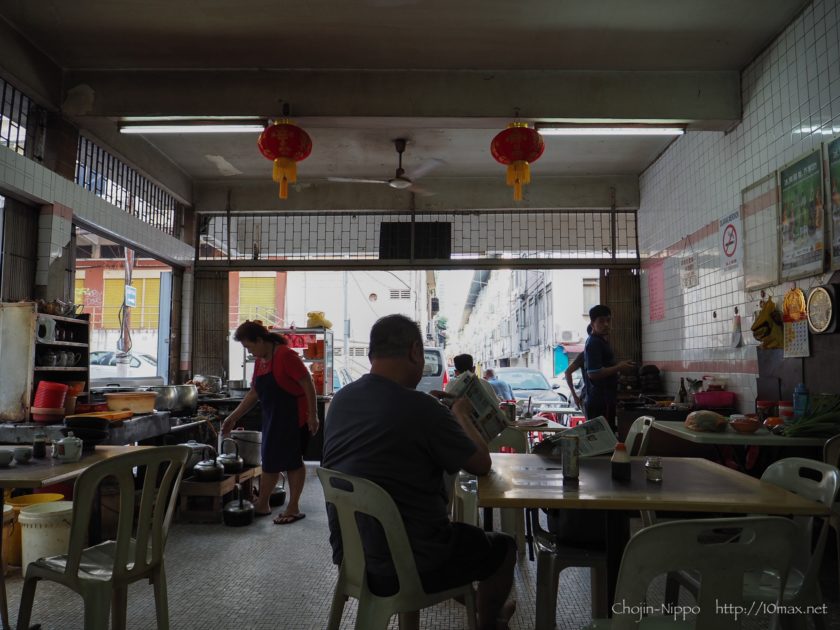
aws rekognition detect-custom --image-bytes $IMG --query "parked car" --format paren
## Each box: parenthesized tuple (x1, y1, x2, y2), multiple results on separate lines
(495, 367, 569, 416)
(332, 367, 355, 392)
(549, 373, 584, 409)
(416, 347, 447, 393)
(90, 351, 158, 379)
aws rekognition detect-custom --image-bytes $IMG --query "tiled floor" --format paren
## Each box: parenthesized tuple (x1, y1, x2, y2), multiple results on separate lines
(3, 465, 839, 629)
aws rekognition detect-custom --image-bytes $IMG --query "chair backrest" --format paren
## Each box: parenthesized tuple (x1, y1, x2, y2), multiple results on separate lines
(489, 427, 529, 454)
(317, 467, 425, 598)
(760, 457, 840, 582)
(611, 516, 797, 630)
(824, 434, 840, 469)
(65, 446, 190, 581)
(624, 415, 654, 456)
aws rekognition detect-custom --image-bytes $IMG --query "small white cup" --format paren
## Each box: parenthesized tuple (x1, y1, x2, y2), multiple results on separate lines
(13, 446, 32, 464)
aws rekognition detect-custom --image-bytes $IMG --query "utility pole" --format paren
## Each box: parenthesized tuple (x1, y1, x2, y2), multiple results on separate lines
(342, 270, 349, 369)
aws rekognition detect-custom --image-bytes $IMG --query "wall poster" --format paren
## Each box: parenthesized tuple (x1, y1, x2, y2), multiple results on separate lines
(741, 174, 778, 290)
(647, 259, 665, 322)
(828, 136, 840, 270)
(779, 149, 825, 281)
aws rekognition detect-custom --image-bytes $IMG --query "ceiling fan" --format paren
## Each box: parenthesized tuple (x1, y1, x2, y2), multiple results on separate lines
(327, 138, 443, 193)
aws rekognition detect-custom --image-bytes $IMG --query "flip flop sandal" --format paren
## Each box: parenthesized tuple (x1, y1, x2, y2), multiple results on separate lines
(273, 513, 305, 525)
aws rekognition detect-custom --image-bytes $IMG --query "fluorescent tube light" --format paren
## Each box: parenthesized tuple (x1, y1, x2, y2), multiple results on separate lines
(536, 125, 685, 136)
(119, 119, 266, 134)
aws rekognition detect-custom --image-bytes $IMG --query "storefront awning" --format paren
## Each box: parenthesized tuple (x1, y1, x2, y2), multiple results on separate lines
(560, 343, 584, 354)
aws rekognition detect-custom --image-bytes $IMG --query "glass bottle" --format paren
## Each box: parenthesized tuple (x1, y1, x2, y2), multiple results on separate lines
(678, 378, 687, 403)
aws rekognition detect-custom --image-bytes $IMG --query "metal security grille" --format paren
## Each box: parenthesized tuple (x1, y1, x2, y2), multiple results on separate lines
(197, 209, 638, 270)
(75, 136, 180, 235)
(0, 78, 31, 156)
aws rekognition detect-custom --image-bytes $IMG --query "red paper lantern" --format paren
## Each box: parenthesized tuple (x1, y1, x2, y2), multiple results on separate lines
(490, 123, 545, 201)
(258, 120, 313, 199)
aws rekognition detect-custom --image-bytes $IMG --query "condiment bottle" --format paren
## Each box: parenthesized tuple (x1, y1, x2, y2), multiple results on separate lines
(611, 442, 631, 481)
(678, 378, 687, 403)
(32, 431, 47, 459)
(793, 383, 809, 420)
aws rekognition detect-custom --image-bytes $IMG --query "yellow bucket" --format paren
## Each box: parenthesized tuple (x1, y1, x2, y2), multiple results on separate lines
(6, 494, 64, 567)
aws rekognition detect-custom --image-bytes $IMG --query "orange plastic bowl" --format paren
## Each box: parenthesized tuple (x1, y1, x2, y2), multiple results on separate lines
(764, 416, 784, 428)
(730, 419, 761, 433)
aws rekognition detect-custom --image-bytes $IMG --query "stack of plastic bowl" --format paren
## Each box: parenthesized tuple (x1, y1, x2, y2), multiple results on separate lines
(31, 382, 68, 423)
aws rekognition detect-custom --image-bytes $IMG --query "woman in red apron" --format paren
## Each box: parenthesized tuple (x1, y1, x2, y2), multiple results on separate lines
(222, 321, 318, 524)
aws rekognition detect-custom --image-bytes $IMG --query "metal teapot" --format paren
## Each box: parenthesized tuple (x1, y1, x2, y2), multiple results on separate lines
(222, 483, 254, 527)
(52, 432, 83, 462)
(193, 446, 224, 481)
(216, 438, 244, 474)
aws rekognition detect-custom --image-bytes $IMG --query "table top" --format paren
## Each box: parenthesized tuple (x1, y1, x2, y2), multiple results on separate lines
(477, 453, 829, 516)
(0, 445, 150, 489)
(652, 420, 827, 447)
(509, 419, 568, 432)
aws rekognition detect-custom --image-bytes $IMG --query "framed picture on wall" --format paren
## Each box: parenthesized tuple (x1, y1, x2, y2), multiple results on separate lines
(827, 136, 840, 270)
(742, 174, 779, 290)
(778, 149, 826, 281)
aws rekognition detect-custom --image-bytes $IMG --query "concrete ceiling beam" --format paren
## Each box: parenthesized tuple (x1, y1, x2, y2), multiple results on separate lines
(193, 175, 639, 213)
(63, 69, 740, 129)
(0, 18, 62, 108)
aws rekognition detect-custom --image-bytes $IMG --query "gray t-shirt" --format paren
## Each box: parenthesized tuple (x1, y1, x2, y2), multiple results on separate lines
(322, 373, 477, 574)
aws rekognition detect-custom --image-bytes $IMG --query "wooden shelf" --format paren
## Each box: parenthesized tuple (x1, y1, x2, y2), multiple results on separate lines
(37, 313, 88, 324)
(35, 341, 88, 348)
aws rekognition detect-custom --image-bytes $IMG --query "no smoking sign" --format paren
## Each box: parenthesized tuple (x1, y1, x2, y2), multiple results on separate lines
(718, 209, 742, 271)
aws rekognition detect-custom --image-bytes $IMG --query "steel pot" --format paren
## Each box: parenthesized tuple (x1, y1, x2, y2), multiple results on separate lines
(173, 384, 198, 412)
(223, 484, 254, 527)
(216, 438, 244, 474)
(193, 375, 223, 394)
(193, 447, 224, 481)
(146, 386, 179, 411)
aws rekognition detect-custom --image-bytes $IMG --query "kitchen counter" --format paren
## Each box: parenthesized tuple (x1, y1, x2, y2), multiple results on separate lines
(0, 411, 171, 446)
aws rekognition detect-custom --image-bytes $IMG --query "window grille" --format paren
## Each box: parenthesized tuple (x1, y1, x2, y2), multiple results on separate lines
(75, 136, 180, 235)
(196, 208, 638, 269)
(0, 78, 31, 156)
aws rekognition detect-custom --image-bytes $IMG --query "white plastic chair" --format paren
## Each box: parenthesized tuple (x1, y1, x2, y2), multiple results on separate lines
(317, 467, 477, 630)
(823, 434, 840, 600)
(664, 457, 839, 630)
(585, 516, 798, 630)
(532, 508, 608, 630)
(624, 415, 654, 456)
(16, 445, 190, 630)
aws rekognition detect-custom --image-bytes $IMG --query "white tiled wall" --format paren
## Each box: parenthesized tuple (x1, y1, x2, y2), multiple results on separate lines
(0, 145, 194, 266)
(639, 0, 840, 411)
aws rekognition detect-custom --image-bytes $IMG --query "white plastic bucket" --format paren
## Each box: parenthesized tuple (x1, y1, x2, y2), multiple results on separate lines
(231, 430, 261, 467)
(18, 501, 74, 570)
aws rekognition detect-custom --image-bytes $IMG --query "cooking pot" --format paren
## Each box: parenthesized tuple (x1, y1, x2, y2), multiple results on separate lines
(174, 384, 198, 412)
(216, 438, 244, 474)
(223, 484, 254, 527)
(183, 440, 213, 471)
(146, 386, 179, 411)
(230, 429, 261, 467)
(227, 379, 251, 398)
(193, 375, 223, 394)
(193, 447, 224, 481)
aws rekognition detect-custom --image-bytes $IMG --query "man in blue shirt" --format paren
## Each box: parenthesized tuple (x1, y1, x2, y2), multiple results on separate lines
(583, 305, 634, 429)
(484, 368, 514, 401)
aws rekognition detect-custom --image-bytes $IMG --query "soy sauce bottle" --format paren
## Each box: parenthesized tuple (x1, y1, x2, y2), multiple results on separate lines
(611, 442, 631, 481)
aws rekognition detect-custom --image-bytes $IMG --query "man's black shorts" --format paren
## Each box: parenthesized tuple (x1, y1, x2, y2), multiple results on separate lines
(367, 522, 515, 597)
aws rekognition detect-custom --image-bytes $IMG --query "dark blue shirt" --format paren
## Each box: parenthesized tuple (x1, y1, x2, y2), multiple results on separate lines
(487, 377, 514, 401)
(584, 333, 617, 404)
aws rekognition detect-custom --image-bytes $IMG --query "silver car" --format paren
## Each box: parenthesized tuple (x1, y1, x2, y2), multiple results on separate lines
(416, 347, 446, 393)
(495, 367, 569, 415)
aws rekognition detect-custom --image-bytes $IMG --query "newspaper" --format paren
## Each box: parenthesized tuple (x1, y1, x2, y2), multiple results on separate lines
(445, 372, 508, 442)
(557, 416, 617, 456)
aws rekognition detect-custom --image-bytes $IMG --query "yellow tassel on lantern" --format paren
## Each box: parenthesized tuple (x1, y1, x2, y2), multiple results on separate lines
(273, 157, 298, 200)
(506, 161, 530, 201)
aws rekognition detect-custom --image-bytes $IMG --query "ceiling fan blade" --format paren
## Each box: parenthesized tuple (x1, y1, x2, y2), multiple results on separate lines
(405, 158, 445, 181)
(407, 184, 436, 197)
(327, 177, 389, 184)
